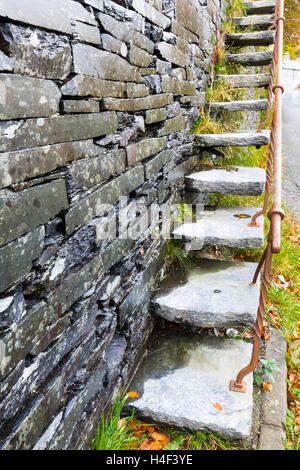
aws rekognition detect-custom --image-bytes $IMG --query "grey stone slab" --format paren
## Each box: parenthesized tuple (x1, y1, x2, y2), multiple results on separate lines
(145, 150, 172, 179)
(145, 108, 167, 124)
(0, 51, 13, 72)
(195, 131, 270, 147)
(157, 43, 189, 67)
(0, 227, 45, 293)
(0, 140, 100, 189)
(72, 43, 141, 82)
(209, 99, 267, 112)
(216, 74, 270, 88)
(72, 21, 101, 45)
(126, 331, 253, 439)
(152, 260, 259, 328)
(175, 0, 202, 37)
(185, 166, 266, 195)
(62, 100, 100, 114)
(173, 206, 264, 249)
(259, 424, 285, 450)
(226, 31, 275, 46)
(130, 45, 153, 68)
(158, 116, 186, 137)
(0, 74, 60, 120)
(0, 23, 72, 80)
(132, 0, 171, 29)
(161, 75, 196, 96)
(65, 167, 144, 234)
(61, 75, 126, 98)
(0, 180, 68, 247)
(126, 137, 168, 166)
(101, 34, 128, 58)
(233, 14, 274, 30)
(0, 0, 72, 34)
(226, 51, 273, 66)
(103, 94, 173, 112)
(0, 112, 118, 152)
(127, 83, 149, 99)
(244, 0, 276, 14)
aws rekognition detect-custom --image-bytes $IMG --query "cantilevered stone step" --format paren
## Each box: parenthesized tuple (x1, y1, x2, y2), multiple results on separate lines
(152, 259, 260, 328)
(185, 166, 266, 195)
(226, 51, 273, 66)
(126, 330, 253, 439)
(244, 0, 276, 15)
(226, 31, 275, 46)
(215, 73, 270, 88)
(233, 14, 274, 30)
(208, 99, 267, 112)
(172, 206, 264, 249)
(195, 131, 270, 147)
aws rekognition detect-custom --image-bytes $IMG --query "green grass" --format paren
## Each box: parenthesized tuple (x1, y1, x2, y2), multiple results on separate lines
(163, 429, 243, 450)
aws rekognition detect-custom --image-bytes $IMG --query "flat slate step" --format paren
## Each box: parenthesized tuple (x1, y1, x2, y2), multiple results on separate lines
(244, 0, 276, 14)
(233, 14, 274, 29)
(172, 206, 264, 250)
(195, 130, 270, 147)
(208, 99, 267, 112)
(226, 31, 275, 46)
(126, 330, 253, 439)
(215, 73, 270, 88)
(152, 259, 260, 328)
(226, 51, 273, 66)
(185, 166, 266, 195)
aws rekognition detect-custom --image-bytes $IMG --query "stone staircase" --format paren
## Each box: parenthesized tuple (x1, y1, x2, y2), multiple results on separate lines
(126, 1, 275, 440)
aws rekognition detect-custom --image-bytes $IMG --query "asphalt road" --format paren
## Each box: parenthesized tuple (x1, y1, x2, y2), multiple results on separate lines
(282, 86, 300, 221)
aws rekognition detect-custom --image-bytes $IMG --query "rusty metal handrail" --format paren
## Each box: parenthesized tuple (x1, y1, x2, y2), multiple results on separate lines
(230, 0, 285, 393)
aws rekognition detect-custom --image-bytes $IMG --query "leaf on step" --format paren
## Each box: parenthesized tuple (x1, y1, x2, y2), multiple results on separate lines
(263, 382, 273, 392)
(127, 391, 140, 399)
(213, 403, 223, 411)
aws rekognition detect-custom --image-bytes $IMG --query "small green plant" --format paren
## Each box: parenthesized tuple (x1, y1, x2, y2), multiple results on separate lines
(283, 410, 300, 450)
(167, 239, 193, 271)
(254, 359, 281, 386)
(92, 394, 137, 450)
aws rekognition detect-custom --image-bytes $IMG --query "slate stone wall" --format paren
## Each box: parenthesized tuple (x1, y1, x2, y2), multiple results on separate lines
(0, 0, 228, 449)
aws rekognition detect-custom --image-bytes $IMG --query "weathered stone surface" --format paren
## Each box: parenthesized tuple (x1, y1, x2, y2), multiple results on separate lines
(65, 167, 144, 234)
(0, 180, 68, 247)
(62, 100, 100, 114)
(152, 260, 259, 328)
(158, 115, 186, 136)
(127, 83, 149, 99)
(0, 288, 26, 332)
(61, 75, 126, 98)
(126, 137, 168, 166)
(226, 31, 275, 46)
(0, 360, 24, 401)
(259, 424, 285, 450)
(216, 73, 270, 88)
(129, 44, 153, 68)
(103, 94, 173, 112)
(0, 0, 72, 34)
(195, 131, 270, 147)
(175, 0, 202, 37)
(173, 206, 264, 250)
(126, 331, 253, 439)
(145, 108, 167, 124)
(208, 99, 267, 112)
(0, 74, 60, 120)
(0, 113, 118, 152)
(161, 75, 196, 96)
(171, 20, 198, 44)
(132, 0, 170, 29)
(0, 23, 72, 80)
(0, 140, 100, 188)
(72, 44, 141, 82)
(0, 227, 45, 293)
(145, 150, 172, 179)
(226, 51, 273, 66)
(0, 302, 47, 380)
(157, 43, 188, 67)
(68, 149, 126, 190)
(244, 0, 276, 14)
(185, 166, 266, 195)
(233, 14, 274, 30)
(0, 51, 13, 72)
(72, 21, 101, 45)
(96, 13, 154, 54)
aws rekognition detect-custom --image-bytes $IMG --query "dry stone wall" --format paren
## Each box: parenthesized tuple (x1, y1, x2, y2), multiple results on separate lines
(0, 0, 228, 449)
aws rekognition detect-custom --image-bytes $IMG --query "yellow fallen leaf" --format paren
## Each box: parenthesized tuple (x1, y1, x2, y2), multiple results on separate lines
(213, 403, 223, 411)
(127, 391, 140, 399)
(263, 382, 273, 392)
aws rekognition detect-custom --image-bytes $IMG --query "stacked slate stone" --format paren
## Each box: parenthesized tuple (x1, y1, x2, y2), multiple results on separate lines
(0, 0, 227, 450)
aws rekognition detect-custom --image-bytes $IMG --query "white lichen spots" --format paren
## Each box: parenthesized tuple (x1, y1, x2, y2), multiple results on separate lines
(3, 122, 23, 139)
(39, 96, 48, 105)
(37, 118, 45, 127)
(0, 340, 10, 376)
(49, 258, 65, 281)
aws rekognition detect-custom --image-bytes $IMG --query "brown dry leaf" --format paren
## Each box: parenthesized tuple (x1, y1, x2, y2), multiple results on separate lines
(141, 439, 151, 450)
(140, 247, 145, 256)
(127, 391, 140, 399)
(295, 416, 300, 425)
(243, 331, 253, 340)
(151, 432, 170, 447)
(264, 333, 271, 341)
(213, 403, 223, 411)
(118, 418, 126, 430)
(150, 441, 164, 450)
(263, 382, 273, 392)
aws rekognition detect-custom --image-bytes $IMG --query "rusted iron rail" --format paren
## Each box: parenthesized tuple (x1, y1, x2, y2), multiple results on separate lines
(230, 0, 285, 393)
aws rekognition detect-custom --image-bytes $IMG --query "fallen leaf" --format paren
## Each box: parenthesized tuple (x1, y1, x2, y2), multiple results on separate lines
(263, 382, 273, 392)
(151, 432, 170, 446)
(149, 441, 164, 450)
(118, 419, 126, 430)
(295, 416, 300, 425)
(213, 403, 223, 411)
(127, 391, 140, 399)
(141, 439, 151, 450)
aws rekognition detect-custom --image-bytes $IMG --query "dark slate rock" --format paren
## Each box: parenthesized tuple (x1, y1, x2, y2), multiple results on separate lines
(0, 287, 26, 332)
